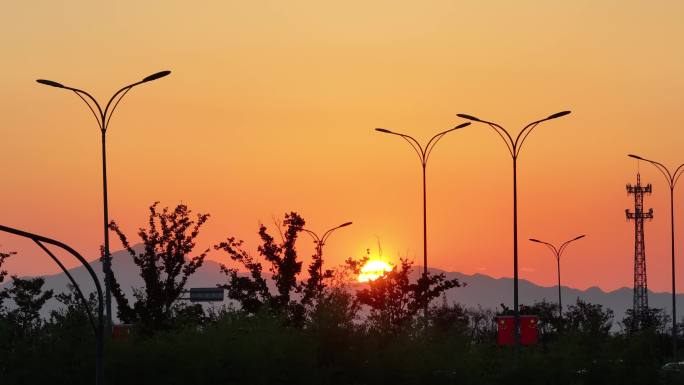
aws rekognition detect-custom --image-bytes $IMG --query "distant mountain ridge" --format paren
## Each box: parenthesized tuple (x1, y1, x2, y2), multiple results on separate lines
(3, 245, 683, 326)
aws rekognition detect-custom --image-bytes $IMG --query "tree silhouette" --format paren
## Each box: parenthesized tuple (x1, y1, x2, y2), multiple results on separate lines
(108, 202, 209, 332)
(0, 249, 12, 283)
(524, 300, 563, 339)
(350, 258, 461, 334)
(564, 298, 613, 337)
(622, 307, 670, 334)
(49, 284, 98, 330)
(0, 249, 14, 312)
(4, 276, 53, 337)
(300, 249, 334, 308)
(215, 212, 323, 326)
(430, 300, 469, 333)
(465, 305, 498, 343)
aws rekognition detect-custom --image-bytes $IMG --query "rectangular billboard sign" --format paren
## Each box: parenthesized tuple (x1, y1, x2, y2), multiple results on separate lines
(189, 287, 224, 302)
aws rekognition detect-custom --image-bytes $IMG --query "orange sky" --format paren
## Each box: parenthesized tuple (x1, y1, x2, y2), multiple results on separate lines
(1, 1, 684, 292)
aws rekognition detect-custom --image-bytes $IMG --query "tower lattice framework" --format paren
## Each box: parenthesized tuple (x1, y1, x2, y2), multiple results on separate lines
(626, 173, 653, 326)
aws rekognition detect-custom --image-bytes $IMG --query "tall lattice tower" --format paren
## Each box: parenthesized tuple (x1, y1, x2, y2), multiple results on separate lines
(625, 173, 653, 326)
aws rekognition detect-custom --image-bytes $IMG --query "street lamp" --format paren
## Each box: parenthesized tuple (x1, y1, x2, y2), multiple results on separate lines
(628, 153, 684, 361)
(457, 110, 571, 347)
(36, 70, 171, 329)
(529, 235, 585, 318)
(0, 224, 104, 385)
(302, 221, 353, 290)
(374, 122, 471, 320)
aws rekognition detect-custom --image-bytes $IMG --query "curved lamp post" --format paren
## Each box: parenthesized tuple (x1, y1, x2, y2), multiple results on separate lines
(629, 154, 684, 361)
(374, 122, 471, 320)
(529, 235, 585, 318)
(457, 110, 571, 347)
(0, 224, 104, 385)
(302, 221, 352, 288)
(36, 70, 171, 328)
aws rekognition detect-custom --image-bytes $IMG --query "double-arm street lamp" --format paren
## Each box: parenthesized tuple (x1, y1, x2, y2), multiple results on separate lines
(457, 111, 571, 347)
(529, 235, 586, 318)
(628, 154, 684, 361)
(374, 122, 471, 320)
(36, 70, 171, 329)
(302, 221, 353, 287)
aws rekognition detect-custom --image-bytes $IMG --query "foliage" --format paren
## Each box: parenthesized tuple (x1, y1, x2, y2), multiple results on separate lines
(350, 257, 461, 335)
(49, 284, 98, 336)
(621, 307, 671, 335)
(524, 299, 563, 342)
(563, 298, 614, 337)
(0, 293, 683, 384)
(466, 305, 498, 343)
(0, 248, 13, 284)
(306, 287, 361, 369)
(215, 212, 326, 326)
(0, 275, 55, 383)
(108, 202, 210, 332)
(430, 299, 469, 333)
(0, 248, 14, 312)
(2, 211, 683, 384)
(3, 276, 53, 336)
(0, 283, 96, 384)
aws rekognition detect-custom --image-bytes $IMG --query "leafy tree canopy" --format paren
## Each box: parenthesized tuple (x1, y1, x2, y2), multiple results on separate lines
(109, 202, 209, 332)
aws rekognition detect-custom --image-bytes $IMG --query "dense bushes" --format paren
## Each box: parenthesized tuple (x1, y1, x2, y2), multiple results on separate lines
(2, 206, 684, 384)
(1, 297, 683, 384)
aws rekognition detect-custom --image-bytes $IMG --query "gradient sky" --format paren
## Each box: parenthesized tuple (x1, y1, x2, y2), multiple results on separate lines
(2, 1, 684, 292)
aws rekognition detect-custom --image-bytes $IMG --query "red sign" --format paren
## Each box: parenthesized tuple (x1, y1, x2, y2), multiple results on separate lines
(112, 324, 133, 340)
(520, 315, 539, 345)
(496, 315, 538, 346)
(496, 316, 515, 346)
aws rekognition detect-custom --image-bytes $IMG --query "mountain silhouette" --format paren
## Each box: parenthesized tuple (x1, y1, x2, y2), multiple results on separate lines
(3, 245, 683, 327)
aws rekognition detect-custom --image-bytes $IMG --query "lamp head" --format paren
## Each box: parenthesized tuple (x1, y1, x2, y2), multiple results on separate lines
(375, 128, 393, 133)
(36, 79, 64, 88)
(546, 111, 571, 120)
(529, 238, 542, 243)
(142, 70, 171, 82)
(573, 235, 586, 241)
(339, 222, 353, 228)
(454, 122, 471, 129)
(628, 154, 644, 160)
(456, 113, 481, 122)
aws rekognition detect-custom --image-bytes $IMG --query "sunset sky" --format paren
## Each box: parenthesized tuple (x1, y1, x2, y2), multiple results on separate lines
(2, 1, 684, 293)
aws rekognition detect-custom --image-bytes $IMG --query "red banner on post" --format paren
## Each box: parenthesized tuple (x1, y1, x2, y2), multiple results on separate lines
(496, 315, 538, 346)
(496, 316, 515, 346)
(520, 315, 539, 345)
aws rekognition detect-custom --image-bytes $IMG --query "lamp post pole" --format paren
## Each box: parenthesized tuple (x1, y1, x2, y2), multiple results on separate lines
(36, 70, 171, 329)
(457, 111, 571, 348)
(0, 224, 104, 384)
(303, 221, 353, 284)
(529, 235, 586, 318)
(628, 154, 684, 361)
(375, 122, 471, 321)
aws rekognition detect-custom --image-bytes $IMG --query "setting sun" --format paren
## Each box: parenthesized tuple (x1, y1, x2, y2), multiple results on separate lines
(357, 260, 393, 282)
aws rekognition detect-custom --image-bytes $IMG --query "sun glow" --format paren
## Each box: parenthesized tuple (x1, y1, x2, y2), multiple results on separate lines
(357, 259, 393, 282)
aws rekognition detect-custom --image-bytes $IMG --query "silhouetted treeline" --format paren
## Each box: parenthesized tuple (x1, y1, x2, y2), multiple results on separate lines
(0, 203, 683, 384)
